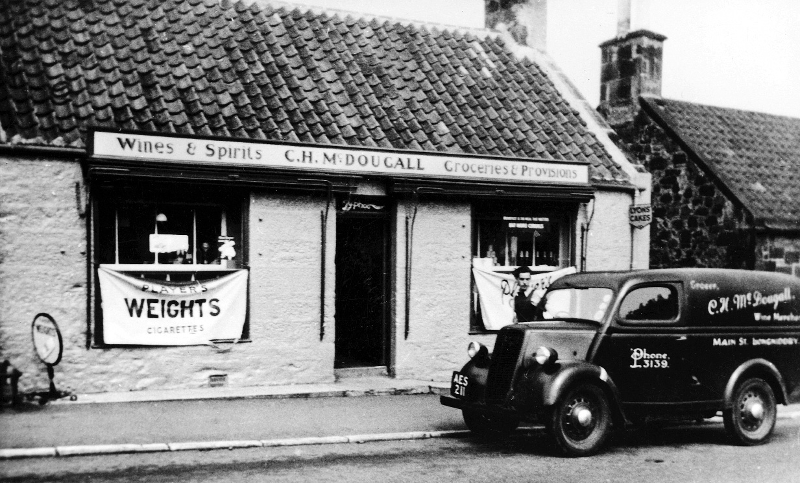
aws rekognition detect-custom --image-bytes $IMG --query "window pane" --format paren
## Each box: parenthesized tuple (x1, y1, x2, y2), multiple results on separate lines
(539, 288, 613, 322)
(98, 196, 240, 268)
(620, 286, 678, 321)
(475, 215, 562, 268)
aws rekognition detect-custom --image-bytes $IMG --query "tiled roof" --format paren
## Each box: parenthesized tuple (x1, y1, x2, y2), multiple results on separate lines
(0, 0, 629, 185)
(641, 97, 800, 230)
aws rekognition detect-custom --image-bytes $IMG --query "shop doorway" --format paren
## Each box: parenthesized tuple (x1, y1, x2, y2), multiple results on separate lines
(334, 201, 389, 370)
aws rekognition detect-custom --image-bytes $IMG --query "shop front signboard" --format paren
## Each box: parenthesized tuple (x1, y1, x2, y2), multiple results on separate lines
(97, 267, 248, 345)
(90, 129, 590, 186)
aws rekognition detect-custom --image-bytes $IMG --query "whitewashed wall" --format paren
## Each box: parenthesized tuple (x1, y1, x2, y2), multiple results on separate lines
(584, 190, 638, 271)
(392, 200, 473, 381)
(0, 156, 86, 394)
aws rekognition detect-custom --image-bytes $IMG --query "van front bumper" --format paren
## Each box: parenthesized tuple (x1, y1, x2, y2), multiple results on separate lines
(440, 395, 527, 420)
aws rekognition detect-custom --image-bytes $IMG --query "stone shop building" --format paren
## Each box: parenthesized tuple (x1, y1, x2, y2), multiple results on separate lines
(0, 0, 649, 395)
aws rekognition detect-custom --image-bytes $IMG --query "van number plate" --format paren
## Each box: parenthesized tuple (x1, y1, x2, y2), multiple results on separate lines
(451, 371, 469, 398)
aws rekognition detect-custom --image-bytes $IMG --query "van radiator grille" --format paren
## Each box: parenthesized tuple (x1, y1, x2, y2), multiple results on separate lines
(485, 329, 524, 403)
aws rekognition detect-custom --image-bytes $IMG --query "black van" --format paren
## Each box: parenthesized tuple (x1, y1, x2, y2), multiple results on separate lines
(441, 269, 800, 456)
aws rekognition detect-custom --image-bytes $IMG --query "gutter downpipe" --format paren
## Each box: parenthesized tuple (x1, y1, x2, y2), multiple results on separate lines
(298, 179, 334, 341)
(581, 199, 595, 272)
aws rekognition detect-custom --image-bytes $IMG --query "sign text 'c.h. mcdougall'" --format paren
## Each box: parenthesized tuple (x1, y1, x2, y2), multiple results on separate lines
(91, 131, 590, 185)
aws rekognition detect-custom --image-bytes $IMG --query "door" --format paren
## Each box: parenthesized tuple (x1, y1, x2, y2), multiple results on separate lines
(334, 203, 389, 369)
(594, 283, 691, 403)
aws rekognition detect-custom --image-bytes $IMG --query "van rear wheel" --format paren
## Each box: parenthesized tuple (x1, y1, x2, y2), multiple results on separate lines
(723, 378, 777, 445)
(462, 410, 519, 440)
(548, 382, 611, 457)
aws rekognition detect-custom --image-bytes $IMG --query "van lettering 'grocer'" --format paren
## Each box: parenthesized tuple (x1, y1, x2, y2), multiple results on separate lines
(441, 268, 800, 457)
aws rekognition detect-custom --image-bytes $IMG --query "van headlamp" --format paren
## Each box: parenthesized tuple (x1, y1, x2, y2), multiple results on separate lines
(534, 346, 559, 367)
(467, 341, 488, 359)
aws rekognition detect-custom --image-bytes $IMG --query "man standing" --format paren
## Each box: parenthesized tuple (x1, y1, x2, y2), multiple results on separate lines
(512, 265, 542, 322)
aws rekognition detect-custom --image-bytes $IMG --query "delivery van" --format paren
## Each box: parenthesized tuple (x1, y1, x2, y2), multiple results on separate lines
(441, 268, 800, 456)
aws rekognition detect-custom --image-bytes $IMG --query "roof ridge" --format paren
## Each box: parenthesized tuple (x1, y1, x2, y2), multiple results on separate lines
(643, 95, 800, 123)
(243, 0, 498, 40)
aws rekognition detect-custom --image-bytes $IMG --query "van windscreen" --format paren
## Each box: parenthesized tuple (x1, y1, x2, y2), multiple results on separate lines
(537, 288, 613, 323)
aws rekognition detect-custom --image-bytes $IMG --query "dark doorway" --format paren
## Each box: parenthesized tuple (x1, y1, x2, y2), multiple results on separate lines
(334, 204, 389, 369)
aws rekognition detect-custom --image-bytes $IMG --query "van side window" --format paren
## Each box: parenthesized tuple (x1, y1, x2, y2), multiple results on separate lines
(620, 286, 679, 322)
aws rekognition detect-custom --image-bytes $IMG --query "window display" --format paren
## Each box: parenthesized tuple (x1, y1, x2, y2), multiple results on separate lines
(471, 202, 577, 331)
(96, 186, 243, 272)
(93, 184, 247, 345)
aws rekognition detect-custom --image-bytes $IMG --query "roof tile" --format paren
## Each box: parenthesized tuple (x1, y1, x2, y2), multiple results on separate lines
(642, 97, 800, 228)
(0, 0, 626, 185)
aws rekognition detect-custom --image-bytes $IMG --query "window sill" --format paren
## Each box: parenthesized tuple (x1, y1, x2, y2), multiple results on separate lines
(469, 329, 501, 335)
(91, 339, 252, 349)
(99, 263, 244, 272)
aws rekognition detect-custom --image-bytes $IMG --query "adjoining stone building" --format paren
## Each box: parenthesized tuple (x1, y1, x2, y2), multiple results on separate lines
(0, 0, 649, 396)
(598, 19, 800, 273)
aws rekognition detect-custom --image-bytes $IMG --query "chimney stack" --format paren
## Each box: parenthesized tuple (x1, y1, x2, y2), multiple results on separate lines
(598, 0, 665, 127)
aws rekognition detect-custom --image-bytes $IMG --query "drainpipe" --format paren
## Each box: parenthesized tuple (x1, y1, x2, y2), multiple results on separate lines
(580, 200, 595, 272)
(320, 182, 333, 341)
(404, 191, 419, 340)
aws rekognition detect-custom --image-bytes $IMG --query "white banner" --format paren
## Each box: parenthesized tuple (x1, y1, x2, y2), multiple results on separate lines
(91, 130, 590, 185)
(473, 265, 576, 330)
(98, 268, 248, 345)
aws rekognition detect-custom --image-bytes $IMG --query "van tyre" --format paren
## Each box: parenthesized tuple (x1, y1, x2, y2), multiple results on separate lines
(723, 378, 777, 445)
(548, 382, 611, 457)
(462, 410, 519, 440)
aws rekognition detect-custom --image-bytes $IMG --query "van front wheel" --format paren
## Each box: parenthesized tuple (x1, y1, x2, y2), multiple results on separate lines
(723, 378, 777, 445)
(548, 382, 611, 457)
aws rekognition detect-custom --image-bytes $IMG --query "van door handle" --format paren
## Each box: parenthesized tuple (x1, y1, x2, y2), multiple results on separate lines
(675, 336, 687, 341)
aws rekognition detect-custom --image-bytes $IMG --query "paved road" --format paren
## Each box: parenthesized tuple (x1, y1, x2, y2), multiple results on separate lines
(3, 418, 799, 482)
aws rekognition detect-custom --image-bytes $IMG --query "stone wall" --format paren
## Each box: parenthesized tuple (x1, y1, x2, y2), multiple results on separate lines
(754, 235, 800, 275)
(0, 154, 87, 394)
(617, 112, 755, 269)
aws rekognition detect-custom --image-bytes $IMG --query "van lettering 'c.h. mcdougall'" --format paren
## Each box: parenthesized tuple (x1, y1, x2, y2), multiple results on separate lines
(442, 268, 800, 457)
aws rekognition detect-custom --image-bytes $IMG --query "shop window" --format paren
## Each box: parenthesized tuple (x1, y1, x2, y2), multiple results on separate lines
(93, 185, 247, 345)
(471, 203, 575, 332)
(96, 187, 244, 272)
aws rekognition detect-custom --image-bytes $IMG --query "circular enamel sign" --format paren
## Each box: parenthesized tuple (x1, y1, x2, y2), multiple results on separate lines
(31, 313, 62, 366)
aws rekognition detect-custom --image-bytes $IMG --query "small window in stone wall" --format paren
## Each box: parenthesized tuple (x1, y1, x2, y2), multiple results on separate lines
(770, 247, 785, 259)
(785, 251, 800, 265)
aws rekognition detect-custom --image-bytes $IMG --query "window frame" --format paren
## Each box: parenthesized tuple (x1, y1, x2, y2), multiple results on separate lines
(617, 283, 683, 327)
(469, 201, 578, 333)
(90, 183, 250, 347)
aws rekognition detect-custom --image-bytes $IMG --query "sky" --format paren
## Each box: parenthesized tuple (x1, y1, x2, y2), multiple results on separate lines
(547, 0, 800, 118)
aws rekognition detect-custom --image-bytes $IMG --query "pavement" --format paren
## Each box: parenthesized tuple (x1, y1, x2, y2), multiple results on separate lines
(1, 377, 799, 461)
